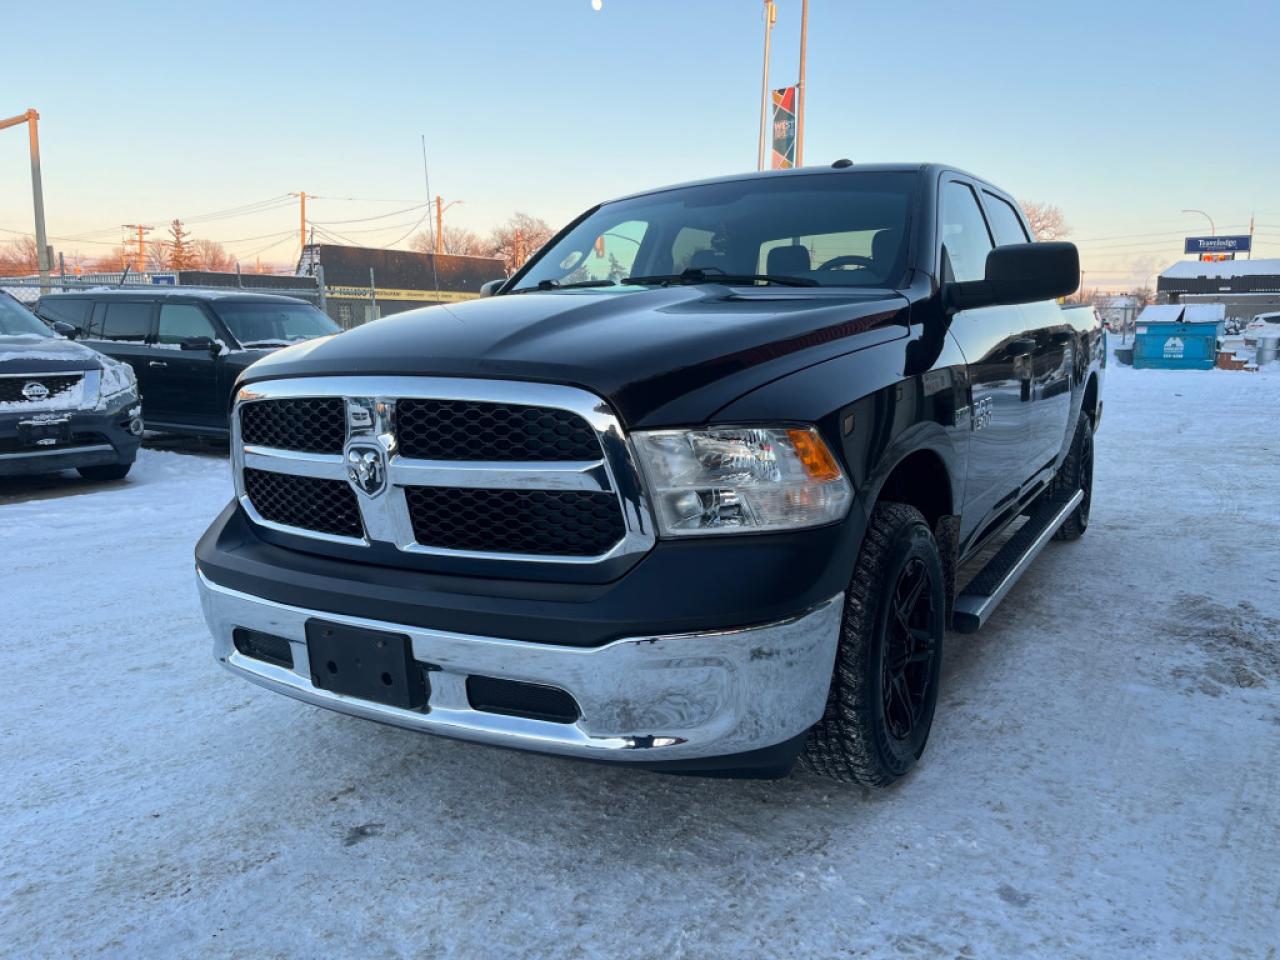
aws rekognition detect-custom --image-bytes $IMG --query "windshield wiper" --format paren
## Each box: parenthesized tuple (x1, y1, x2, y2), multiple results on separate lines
(624, 268, 819, 288)
(510, 279, 618, 294)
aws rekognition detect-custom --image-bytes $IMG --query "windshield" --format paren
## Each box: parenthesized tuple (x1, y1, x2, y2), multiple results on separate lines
(0, 294, 53, 337)
(213, 301, 340, 347)
(511, 171, 917, 293)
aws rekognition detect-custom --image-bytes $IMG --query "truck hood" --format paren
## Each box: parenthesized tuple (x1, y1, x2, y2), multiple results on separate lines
(0, 335, 106, 374)
(241, 285, 908, 426)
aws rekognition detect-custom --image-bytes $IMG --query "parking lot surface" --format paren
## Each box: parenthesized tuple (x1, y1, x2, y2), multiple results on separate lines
(2, 362, 1278, 959)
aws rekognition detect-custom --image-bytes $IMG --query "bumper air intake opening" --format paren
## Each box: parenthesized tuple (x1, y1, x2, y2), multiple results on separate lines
(233, 627, 295, 668)
(466, 675, 580, 724)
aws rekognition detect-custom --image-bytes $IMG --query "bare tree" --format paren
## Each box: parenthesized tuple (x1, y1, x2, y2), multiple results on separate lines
(410, 225, 487, 258)
(1128, 286, 1154, 306)
(488, 213, 554, 274)
(1020, 201, 1070, 242)
(0, 235, 41, 276)
(147, 239, 173, 272)
(192, 238, 235, 271)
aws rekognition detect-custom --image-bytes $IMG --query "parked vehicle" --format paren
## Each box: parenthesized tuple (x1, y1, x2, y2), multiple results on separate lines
(35, 289, 339, 438)
(195, 163, 1100, 784)
(0, 292, 142, 480)
(1244, 311, 1280, 338)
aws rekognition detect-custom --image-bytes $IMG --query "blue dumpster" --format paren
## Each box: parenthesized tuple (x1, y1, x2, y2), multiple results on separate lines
(1132, 320, 1220, 370)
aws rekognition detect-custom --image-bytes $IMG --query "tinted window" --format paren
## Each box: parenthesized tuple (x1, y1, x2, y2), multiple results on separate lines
(0, 295, 52, 337)
(36, 297, 92, 332)
(983, 192, 1031, 246)
(514, 171, 917, 291)
(213, 302, 339, 347)
(158, 303, 217, 344)
(940, 182, 993, 283)
(100, 302, 152, 341)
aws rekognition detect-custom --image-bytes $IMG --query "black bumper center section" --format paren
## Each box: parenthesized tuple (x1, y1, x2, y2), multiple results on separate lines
(305, 620, 427, 710)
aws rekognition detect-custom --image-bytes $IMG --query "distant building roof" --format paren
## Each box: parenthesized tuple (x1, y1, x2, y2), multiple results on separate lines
(1161, 258, 1280, 280)
(1158, 258, 1280, 296)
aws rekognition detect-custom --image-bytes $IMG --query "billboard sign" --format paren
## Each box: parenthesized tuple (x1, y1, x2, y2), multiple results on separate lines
(771, 85, 797, 169)
(1184, 235, 1251, 255)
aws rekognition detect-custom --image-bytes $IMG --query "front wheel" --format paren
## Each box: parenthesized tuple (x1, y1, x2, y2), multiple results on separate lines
(802, 502, 945, 786)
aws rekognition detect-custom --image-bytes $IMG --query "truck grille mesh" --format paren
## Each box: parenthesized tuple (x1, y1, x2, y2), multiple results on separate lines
(396, 399, 601, 461)
(404, 486, 624, 556)
(0, 374, 83, 403)
(243, 468, 363, 539)
(240, 398, 346, 453)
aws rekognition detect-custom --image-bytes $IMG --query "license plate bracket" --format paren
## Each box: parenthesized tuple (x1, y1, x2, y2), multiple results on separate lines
(18, 418, 71, 447)
(305, 620, 427, 710)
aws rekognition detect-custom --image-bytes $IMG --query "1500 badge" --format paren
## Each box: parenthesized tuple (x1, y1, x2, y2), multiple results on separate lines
(972, 396, 994, 431)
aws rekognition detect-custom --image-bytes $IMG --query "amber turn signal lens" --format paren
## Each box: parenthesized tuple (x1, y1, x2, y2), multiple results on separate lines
(786, 428, 842, 483)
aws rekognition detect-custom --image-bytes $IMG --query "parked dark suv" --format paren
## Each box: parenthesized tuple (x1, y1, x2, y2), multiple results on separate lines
(35, 289, 339, 438)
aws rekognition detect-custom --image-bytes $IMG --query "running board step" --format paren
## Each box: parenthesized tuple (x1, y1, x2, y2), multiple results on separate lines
(951, 489, 1084, 634)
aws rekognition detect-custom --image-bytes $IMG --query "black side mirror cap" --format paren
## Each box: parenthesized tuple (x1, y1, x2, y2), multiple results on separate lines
(946, 242, 1079, 313)
(51, 320, 77, 338)
(179, 335, 216, 353)
(479, 278, 508, 298)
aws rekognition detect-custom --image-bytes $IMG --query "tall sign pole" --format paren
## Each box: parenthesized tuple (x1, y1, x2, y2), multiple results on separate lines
(757, 0, 776, 171)
(796, 0, 808, 167)
(1, 108, 51, 289)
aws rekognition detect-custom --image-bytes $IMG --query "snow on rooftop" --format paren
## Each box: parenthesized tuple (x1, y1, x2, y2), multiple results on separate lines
(1161, 258, 1280, 280)
(1136, 303, 1226, 324)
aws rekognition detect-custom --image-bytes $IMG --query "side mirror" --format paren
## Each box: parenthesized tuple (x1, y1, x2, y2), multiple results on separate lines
(180, 335, 216, 354)
(946, 242, 1079, 313)
(479, 278, 508, 298)
(51, 320, 77, 338)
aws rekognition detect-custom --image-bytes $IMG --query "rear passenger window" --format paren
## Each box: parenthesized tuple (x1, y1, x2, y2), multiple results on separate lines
(37, 297, 92, 333)
(158, 304, 217, 344)
(983, 192, 1031, 246)
(100, 302, 152, 341)
(940, 182, 993, 283)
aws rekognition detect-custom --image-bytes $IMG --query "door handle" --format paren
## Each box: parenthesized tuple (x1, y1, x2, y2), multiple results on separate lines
(149, 360, 168, 368)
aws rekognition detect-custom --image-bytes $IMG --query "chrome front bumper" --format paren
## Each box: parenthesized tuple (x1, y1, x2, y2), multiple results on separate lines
(196, 570, 843, 762)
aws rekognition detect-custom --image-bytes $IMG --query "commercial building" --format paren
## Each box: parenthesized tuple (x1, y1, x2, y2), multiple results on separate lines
(298, 244, 506, 329)
(1157, 258, 1280, 329)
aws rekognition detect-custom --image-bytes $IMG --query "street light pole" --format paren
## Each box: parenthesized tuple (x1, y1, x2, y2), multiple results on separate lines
(1, 108, 52, 289)
(1181, 208, 1215, 236)
(757, 0, 776, 171)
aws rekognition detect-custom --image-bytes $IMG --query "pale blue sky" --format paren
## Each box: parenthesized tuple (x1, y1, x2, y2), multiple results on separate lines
(1, 0, 1277, 288)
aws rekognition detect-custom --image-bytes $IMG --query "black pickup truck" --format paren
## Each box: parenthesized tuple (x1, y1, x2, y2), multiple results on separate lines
(196, 163, 1101, 785)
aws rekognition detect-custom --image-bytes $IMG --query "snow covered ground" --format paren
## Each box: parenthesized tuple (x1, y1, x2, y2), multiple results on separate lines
(2, 362, 1278, 959)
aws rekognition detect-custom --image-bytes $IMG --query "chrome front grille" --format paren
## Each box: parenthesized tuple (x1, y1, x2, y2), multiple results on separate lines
(231, 376, 655, 564)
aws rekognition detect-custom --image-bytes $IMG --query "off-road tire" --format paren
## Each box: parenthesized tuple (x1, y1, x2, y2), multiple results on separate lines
(77, 462, 132, 482)
(801, 502, 945, 786)
(1052, 413, 1093, 541)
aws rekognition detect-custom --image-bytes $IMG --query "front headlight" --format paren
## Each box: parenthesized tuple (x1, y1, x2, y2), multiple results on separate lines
(97, 359, 138, 405)
(633, 425, 853, 537)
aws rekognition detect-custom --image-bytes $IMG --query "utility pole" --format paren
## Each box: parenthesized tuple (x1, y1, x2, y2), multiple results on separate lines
(1249, 214, 1255, 260)
(796, 0, 809, 167)
(757, 0, 776, 171)
(435, 195, 444, 256)
(290, 192, 308, 254)
(0, 108, 52, 289)
(123, 224, 152, 272)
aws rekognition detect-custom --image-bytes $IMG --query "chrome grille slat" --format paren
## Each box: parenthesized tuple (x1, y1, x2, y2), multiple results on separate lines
(230, 376, 655, 564)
